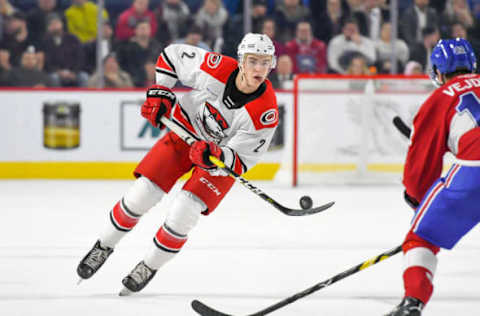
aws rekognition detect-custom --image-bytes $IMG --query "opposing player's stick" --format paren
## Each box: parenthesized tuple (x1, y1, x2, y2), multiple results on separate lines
(392, 116, 411, 138)
(159, 116, 334, 216)
(191, 245, 403, 316)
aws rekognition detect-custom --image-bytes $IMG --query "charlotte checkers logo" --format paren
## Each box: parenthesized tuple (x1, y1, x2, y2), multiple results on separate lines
(207, 54, 222, 69)
(260, 109, 278, 126)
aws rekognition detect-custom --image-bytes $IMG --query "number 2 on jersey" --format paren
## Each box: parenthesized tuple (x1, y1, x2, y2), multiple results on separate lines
(457, 91, 480, 126)
(254, 139, 266, 152)
(181, 51, 196, 59)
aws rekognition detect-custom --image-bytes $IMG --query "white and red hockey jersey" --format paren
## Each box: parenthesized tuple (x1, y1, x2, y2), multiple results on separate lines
(155, 44, 278, 175)
(403, 74, 480, 202)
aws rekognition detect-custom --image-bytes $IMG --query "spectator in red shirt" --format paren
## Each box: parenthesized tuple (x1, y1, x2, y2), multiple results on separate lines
(285, 20, 327, 74)
(115, 0, 157, 41)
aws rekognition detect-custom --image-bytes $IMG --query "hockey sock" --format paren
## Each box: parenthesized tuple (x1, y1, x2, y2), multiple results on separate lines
(402, 231, 439, 304)
(143, 190, 203, 270)
(101, 198, 141, 248)
(144, 223, 189, 270)
(100, 177, 165, 248)
(403, 266, 433, 304)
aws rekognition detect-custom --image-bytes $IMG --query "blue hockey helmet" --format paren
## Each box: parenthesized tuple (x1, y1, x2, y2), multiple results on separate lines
(430, 38, 477, 85)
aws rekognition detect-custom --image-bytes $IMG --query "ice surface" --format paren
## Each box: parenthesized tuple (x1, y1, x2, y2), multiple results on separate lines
(1, 180, 479, 316)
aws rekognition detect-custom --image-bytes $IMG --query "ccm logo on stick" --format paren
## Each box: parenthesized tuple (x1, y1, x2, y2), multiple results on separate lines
(199, 177, 222, 196)
(260, 109, 278, 126)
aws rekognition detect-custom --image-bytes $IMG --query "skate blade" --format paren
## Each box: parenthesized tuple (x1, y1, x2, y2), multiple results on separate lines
(119, 287, 133, 296)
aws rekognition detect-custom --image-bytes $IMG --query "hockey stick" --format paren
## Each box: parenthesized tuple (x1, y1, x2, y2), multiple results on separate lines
(191, 245, 403, 316)
(160, 116, 335, 216)
(392, 116, 411, 138)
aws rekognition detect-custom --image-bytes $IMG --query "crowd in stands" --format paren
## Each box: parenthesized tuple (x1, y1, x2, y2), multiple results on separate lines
(0, 0, 479, 88)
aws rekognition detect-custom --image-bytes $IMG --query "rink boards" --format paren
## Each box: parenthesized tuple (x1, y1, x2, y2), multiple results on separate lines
(0, 79, 434, 181)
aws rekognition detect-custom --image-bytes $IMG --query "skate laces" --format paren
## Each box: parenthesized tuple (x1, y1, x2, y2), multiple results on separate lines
(85, 245, 110, 269)
(130, 262, 154, 284)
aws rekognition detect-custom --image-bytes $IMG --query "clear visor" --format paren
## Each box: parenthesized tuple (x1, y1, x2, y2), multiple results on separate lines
(240, 53, 276, 69)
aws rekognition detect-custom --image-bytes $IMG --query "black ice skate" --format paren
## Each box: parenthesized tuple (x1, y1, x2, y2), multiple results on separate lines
(77, 240, 113, 282)
(119, 261, 157, 296)
(385, 297, 424, 316)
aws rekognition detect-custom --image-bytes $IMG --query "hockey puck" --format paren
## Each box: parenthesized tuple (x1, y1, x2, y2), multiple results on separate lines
(299, 195, 313, 210)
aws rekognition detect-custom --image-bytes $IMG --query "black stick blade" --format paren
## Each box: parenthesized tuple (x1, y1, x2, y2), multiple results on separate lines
(392, 116, 411, 138)
(282, 201, 335, 216)
(191, 300, 234, 316)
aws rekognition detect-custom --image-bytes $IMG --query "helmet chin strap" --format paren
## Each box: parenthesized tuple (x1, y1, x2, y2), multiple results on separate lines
(241, 71, 253, 89)
(430, 74, 442, 88)
(429, 66, 444, 87)
(238, 63, 249, 87)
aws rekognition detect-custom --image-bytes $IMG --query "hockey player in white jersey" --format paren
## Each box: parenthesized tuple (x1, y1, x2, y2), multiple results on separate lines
(77, 33, 279, 294)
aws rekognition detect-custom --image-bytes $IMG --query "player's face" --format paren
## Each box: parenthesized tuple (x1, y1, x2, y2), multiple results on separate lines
(242, 54, 272, 88)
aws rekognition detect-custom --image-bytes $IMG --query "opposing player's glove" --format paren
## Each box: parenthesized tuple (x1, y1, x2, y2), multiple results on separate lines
(189, 140, 224, 170)
(141, 85, 176, 129)
(404, 190, 419, 210)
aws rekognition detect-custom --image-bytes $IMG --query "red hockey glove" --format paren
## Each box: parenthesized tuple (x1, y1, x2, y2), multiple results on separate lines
(189, 140, 224, 169)
(404, 190, 420, 210)
(141, 85, 176, 129)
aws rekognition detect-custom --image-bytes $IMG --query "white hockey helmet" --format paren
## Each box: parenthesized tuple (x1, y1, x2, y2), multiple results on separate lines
(237, 33, 276, 69)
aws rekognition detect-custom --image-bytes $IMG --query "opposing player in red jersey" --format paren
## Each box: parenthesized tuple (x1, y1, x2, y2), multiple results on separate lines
(76, 33, 279, 294)
(386, 38, 479, 315)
